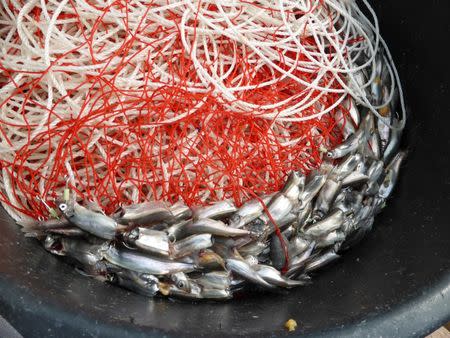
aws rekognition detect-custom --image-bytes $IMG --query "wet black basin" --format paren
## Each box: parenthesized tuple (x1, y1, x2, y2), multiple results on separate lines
(0, 1, 449, 337)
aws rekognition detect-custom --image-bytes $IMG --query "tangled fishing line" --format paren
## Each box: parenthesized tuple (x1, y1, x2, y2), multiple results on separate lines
(0, 0, 405, 222)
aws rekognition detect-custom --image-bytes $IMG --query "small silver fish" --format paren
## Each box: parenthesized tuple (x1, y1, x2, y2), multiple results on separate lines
(171, 272, 191, 292)
(371, 76, 383, 106)
(194, 271, 231, 290)
(342, 172, 369, 188)
(363, 113, 377, 139)
(259, 193, 293, 224)
(270, 232, 289, 270)
(113, 201, 173, 226)
(171, 234, 213, 259)
(378, 151, 406, 199)
(184, 218, 250, 237)
(299, 173, 327, 208)
(265, 212, 298, 237)
(101, 244, 195, 275)
(281, 171, 305, 203)
(59, 201, 119, 240)
(238, 241, 268, 257)
(167, 220, 191, 242)
(377, 112, 392, 152)
(377, 84, 395, 151)
(373, 196, 386, 215)
(304, 250, 340, 272)
(286, 241, 316, 277)
(108, 271, 159, 297)
(335, 154, 362, 180)
(169, 202, 192, 222)
(368, 131, 382, 159)
(352, 68, 369, 89)
(161, 280, 232, 300)
(254, 265, 307, 288)
(193, 200, 237, 220)
(366, 160, 385, 183)
(229, 195, 273, 229)
(225, 258, 274, 289)
(346, 99, 361, 125)
(297, 202, 312, 226)
(61, 237, 104, 266)
(316, 231, 346, 248)
(303, 210, 344, 237)
(327, 113, 374, 159)
(125, 228, 170, 257)
(159, 281, 202, 300)
(342, 117, 357, 139)
(355, 156, 369, 175)
(364, 181, 380, 196)
(355, 202, 375, 225)
(313, 178, 342, 215)
(333, 190, 363, 216)
(326, 129, 365, 159)
(200, 288, 232, 300)
(289, 237, 310, 257)
(383, 120, 402, 163)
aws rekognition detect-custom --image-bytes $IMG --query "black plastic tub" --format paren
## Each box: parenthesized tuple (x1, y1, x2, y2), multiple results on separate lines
(0, 1, 449, 337)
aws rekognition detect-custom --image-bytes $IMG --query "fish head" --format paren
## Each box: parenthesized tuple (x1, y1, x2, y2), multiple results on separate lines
(58, 200, 75, 218)
(175, 279, 189, 292)
(44, 234, 65, 255)
(135, 273, 159, 296)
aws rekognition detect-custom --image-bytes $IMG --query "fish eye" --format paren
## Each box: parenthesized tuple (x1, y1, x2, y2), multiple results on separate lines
(59, 203, 67, 211)
(177, 281, 185, 289)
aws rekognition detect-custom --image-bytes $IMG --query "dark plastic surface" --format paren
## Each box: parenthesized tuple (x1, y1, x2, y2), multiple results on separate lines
(1, 1, 450, 337)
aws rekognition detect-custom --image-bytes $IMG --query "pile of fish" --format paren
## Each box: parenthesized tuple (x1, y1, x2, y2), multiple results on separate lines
(18, 61, 406, 301)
